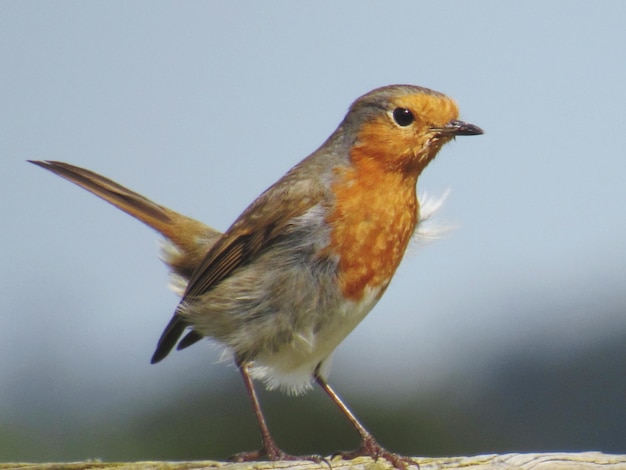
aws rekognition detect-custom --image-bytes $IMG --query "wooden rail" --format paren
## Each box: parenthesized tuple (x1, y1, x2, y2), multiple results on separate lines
(3, 452, 626, 470)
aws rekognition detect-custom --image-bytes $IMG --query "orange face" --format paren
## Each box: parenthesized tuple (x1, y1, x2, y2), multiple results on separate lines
(352, 92, 461, 175)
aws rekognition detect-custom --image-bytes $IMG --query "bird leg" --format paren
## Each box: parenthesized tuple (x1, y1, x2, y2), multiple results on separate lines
(314, 371, 419, 469)
(229, 361, 324, 464)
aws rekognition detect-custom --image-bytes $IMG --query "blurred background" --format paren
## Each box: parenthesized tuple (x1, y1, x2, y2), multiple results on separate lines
(2, 1, 625, 463)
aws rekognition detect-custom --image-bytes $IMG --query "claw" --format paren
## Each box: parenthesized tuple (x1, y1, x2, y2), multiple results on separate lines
(334, 436, 419, 469)
(229, 441, 326, 466)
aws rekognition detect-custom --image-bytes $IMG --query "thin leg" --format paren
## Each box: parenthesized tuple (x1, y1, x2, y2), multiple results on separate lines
(314, 371, 419, 469)
(229, 361, 324, 464)
(229, 361, 284, 461)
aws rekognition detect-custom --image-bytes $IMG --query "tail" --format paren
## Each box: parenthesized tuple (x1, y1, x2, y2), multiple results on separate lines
(29, 160, 222, 362)
(29, 160, 221, 279)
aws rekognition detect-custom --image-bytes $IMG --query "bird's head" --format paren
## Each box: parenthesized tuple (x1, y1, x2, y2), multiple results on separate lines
(344, 85, 483, 175)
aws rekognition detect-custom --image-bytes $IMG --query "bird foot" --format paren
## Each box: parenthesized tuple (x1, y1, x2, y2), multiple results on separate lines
(229, 440, 326, 465)
(334, 435, 419, 469)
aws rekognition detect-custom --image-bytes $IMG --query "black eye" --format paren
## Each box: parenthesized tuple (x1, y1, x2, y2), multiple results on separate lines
(392, 107, 414, 127)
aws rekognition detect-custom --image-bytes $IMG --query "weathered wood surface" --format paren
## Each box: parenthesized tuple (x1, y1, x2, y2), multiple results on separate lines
(3, 453, 626, 470)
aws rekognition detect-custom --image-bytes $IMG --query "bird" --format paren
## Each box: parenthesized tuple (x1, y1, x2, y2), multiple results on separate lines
(30, 84, 482, 468)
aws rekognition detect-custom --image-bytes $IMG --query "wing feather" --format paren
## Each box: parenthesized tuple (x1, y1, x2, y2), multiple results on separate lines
(151, 179, 325, 362)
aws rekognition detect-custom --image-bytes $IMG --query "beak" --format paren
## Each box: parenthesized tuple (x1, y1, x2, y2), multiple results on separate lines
(434, 119, 484, 136)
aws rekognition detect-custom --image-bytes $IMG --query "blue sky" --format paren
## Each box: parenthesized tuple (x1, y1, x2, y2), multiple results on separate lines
(2, 0, 625, 433)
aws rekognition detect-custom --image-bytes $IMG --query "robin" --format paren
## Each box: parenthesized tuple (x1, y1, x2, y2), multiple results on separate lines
(30, 84, 482, 468)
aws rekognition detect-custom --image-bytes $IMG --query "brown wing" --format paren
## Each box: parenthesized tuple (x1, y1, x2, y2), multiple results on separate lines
(150, 178, 324, 363)
(29, 160, 325, 363)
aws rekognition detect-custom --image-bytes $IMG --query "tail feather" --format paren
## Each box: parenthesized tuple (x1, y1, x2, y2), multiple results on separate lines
(30, 160, 223, 363)
(29, 160, 174, 224)
(29, 160, 222, 279)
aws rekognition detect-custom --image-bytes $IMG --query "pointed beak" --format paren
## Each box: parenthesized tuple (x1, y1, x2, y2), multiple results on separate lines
(434, 119, 484, 136)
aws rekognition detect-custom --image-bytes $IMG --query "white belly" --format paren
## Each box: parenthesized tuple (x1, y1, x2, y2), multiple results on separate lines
(248, 285, 382, 395)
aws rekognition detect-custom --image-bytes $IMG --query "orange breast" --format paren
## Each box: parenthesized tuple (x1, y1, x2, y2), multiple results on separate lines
(325, 152, 419, 301)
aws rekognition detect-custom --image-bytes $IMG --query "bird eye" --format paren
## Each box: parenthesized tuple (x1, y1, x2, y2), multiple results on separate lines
(392, 108, 414, 127)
